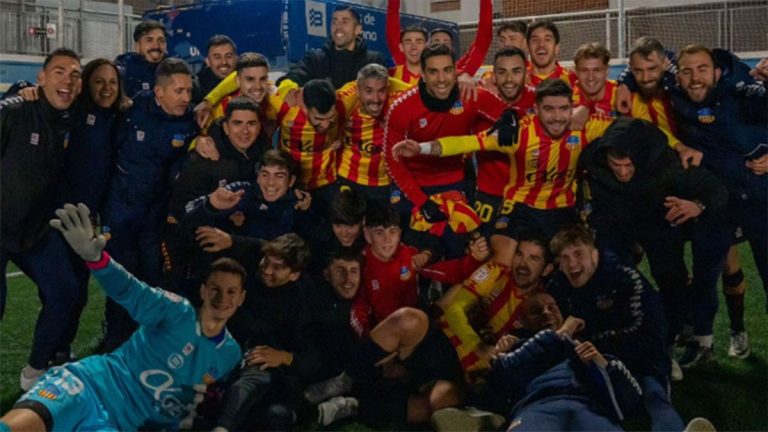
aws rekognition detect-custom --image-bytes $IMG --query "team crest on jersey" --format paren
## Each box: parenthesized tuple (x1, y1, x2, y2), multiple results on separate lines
(30, 133, 40, 146)
(86, 113, 96, 125)
(400, 266, 411, 281)
(203, 367, 219, 385)
(419, 118, 428, 128)
(566, 135, 580, 150)
(183, 343, 195, 356)
(137, 130, 145, 141)
(38, 385, 61, 400)
(472, 266, 490, 282)
(171, 133, 186, 148)
(63, 132, 70, 149)
(390, 189, 402, 204)
(142, 82, 150, 91)
(168, 353, 185, 369)
(697, 107, 715, 124)
(449, 100, 464, 115)
(495, 216, 509, 230)
(372, 280, 380, 290)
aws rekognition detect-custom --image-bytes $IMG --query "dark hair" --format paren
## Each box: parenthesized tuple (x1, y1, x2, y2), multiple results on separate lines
(303, 79, 337, 114)
(330, 189, 366, 225)
(420, 43, 455, 71)
(550, 224, 595, 257)
(526, 21, 560, 45)
(224, 96, 261, 120)
(518, 230, 553, 263)
(629, 36, 665, 60)
(574, 42, 611, 66)
(155, 57, 191, 87)
(401, 25, 428, 42)
(429, 27, 454, 42)
(79, 58, 128, 111)
(497, 21, 527, 37)
(43, 47, 80, 69)
(261, 233, 311, 273)
(236, 52, 269, 73)
(333, 4, 360, 24)
(494, 47, 527, 65)
(364, 203, 400, 229)
(133, 20, 165, 42)
(260, 149, 296, 177)
(535, 78, 572, 104)
(207, 34, 237, 53)
(327, 246, 365, 268)
(604, 147, 630, 161)
(203, 257, 247, 287)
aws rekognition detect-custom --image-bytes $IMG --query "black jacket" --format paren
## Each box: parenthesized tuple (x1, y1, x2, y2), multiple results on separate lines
(578, 117, 728, 232)
(1, 91, 75, 252)
(277, 38, 386, 89)
(307, 280, 358, 379)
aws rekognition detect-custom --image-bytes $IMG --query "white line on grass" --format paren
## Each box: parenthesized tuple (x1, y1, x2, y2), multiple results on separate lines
(6, 271, 24, 278)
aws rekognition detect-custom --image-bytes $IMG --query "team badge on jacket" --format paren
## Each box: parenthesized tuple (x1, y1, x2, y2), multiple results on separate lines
(400, 266, 412, 281)
(171, 133, 186, 148)
(450, 100, 464, 115)
(697, 107, 715, 124)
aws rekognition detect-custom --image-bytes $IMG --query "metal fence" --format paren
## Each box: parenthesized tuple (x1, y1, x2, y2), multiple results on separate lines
(0, 0, 141, 59)
(459, 0, 768, 63)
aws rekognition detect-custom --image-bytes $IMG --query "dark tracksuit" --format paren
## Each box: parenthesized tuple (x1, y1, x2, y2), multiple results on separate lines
(0, 91, 82, 369)
(115, 52, 160, 99)
(548, 259, 683, 431)
(101, 90, 196, 345)
(277, 38, 386, 90)
(668, 49, 768, 294)
(488, 329, 644, 431)
(578, 117, 730, 340)
(220, 275, 321, 431)
(307, 281, 358, 381)
(196, 65, 223, 102)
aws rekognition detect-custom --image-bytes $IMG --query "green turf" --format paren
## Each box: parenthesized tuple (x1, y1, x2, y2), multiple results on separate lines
(2, 246, 766, 429)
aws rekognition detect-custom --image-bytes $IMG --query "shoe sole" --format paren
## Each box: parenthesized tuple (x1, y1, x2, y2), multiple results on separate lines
(727, 348, 751, 360)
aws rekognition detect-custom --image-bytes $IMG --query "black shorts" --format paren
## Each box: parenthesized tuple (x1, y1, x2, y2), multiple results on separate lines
(491, 200, 578, 240)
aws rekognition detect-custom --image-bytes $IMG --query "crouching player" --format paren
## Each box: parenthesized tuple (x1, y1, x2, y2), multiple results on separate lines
(0, 203, 245, 432)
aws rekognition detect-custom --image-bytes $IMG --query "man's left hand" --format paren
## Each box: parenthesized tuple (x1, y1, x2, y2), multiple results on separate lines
(458, 72, 478, 102)
(746, 153, 768, 175)
(246, 346, 292, 370)
(664, 196, 703, 224)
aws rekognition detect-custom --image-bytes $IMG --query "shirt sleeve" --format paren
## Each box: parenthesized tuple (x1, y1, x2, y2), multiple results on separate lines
(204, 71, 238, 106)
(383, 102, 429, 207)
(386, 0, 405, 66)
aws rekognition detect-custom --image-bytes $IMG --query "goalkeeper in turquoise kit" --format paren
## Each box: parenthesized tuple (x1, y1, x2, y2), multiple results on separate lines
(0, 203, 246, 432)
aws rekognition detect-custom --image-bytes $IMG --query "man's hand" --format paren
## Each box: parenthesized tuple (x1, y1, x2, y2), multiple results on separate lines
(194, 136, 220, 161)
(569, 105, 589, 131)
(457, 72, 478, 102)
(574, 341, 608, 368)
(492, 334, 519, 356)
(556, 316, 586, 338)
(195, 226, 233, 252)
(411, 251, 432, 271)
(391, 139, 422, 161)
(209, 187, 244, 210)
(746, 153, 768, 175)
(229, 211, 246, 227)
(615, 83, 632, 115)
(420, 200, 448, 223)
(50, 203, 106, 262)
(17, 86, 40, 101)
(284, 87, 303, 107)
(194, 100, 213, 128)
(664, 196, 703, 224)
(749, 58, 768, 81)
(468, 234, 490, 262)
(294, 189, 312, 210)
(675, 142, 703, 168)
(246, 346, 292, 370)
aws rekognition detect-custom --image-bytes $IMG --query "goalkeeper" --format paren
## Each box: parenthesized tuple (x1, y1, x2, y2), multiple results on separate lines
(0, 203, 245, 432)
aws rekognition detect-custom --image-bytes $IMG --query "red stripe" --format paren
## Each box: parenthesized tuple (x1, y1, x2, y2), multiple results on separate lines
(660, 95, 677, 135)
(368, 118, 385, 186)
(507, 120, 531, 199)
(647, 97, 660, 126)
(545, 130, 572, 208)
(460, 352, 480, 370)
(347, 115, 363, 183)
(484, 282, 512, 319)
(523, 118, 551, 206)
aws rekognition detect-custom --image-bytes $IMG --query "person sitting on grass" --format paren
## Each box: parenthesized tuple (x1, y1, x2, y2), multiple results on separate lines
(0, 203, 245, 432)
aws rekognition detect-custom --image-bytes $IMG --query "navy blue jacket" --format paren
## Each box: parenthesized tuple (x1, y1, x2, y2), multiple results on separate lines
(107, 90, 196, 211)
(490, 329, 643, 422)
(669, 50, 767, 202)
(115, 52, 161, 99)
(1, 92, 75, 252)
(548, 258, 669, 378)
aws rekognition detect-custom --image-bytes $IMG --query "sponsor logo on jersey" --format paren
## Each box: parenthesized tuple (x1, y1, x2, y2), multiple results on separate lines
(168, 353, 185, 369)
(183, 343, 195, 356)
(30, 133, 39, 146)
(399, 266, 411, 281)
(171, 133, 186, 148)
(472, 265, 490, 282)
(697, 107, 715, 124)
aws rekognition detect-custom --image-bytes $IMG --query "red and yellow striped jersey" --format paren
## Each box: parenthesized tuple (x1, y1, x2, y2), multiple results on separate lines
(439, 262, 540, 377)
(528, 62, 578, 88)
(439, 113, 613, 209)
(388, 64, 420, 86)
(573, 79, 618, 117)
(629, 92, 681, 148)
(270, 79, 340, 190)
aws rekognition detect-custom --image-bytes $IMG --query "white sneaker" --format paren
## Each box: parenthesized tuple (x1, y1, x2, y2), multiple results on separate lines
(431, 407, 506, 432)
(317, 396, 358, 426)
(727, 331, 750, 359)
(684, 417, 716, 432)
(670, 358, 684, 382)
(20, 365, 46, 392)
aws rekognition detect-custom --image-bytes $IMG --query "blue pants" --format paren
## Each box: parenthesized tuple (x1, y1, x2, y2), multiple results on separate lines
(509, 396, 622, 431)
(640, 374, 684, 432)
(0, 231, 85, 369)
